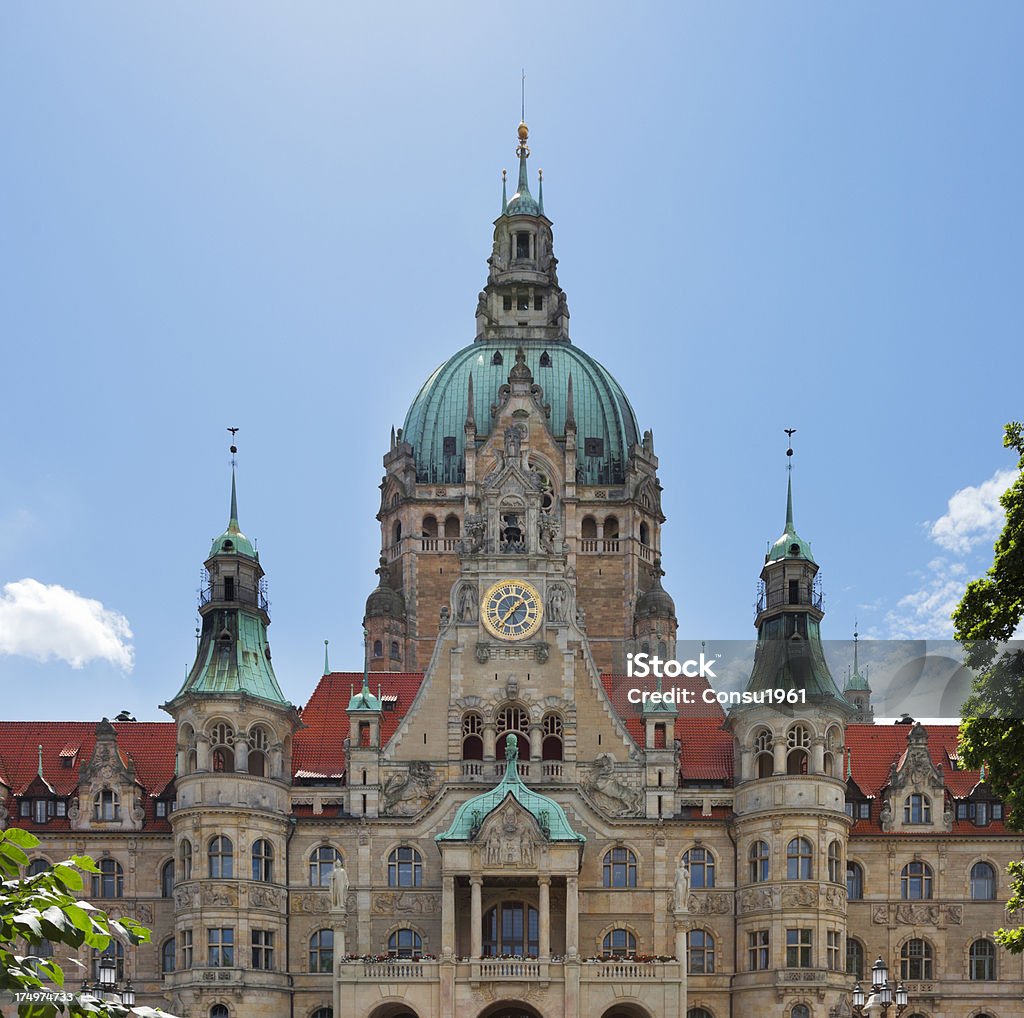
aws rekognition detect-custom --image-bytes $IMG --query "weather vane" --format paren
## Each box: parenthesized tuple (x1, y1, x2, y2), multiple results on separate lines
(784, 428, 796, 465)
(228, 427, 239, 464)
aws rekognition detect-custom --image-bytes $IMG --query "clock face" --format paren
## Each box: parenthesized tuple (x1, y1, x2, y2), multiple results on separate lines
(481, 580, 544, 641)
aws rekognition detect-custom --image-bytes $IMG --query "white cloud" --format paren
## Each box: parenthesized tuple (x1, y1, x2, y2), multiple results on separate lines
(0, 578, 134, 670)
(885, 558, 963, 640)
(928, 468, 1015, 554)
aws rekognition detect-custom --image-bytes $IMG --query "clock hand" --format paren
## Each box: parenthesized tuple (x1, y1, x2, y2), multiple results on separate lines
(500, 600, 525, 625)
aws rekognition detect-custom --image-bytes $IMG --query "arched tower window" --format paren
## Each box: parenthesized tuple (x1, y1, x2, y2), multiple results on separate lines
(786, 837, 813, 880)
(387, 846, 422, 887)
(786, 724, 810, 774)
(392, 521, 402, 546)
(492, 350, 503, 366)
(970, 938, 996, 980)
(899, 938, 933, 980)
(639, 521, 650, 546)
(753, 728, 774, 778)
(901, 861, 933, 900)
(827, 841, 842, 883)
(211, 722, 234, 773)
(604, 515, 620, 540)
(687, 929, 715, 973)
(581, 516, 597, 540)
(309, 846, 342, 886)
(496, 704, 530, 763)
(373, 639, 383, 658)
(422, 515, 437, 539)
(749, 840, 769, 882)
(846, 937, 865, 979)
(847, 861, 864, 900)
(602, 928, 636, 957)
(542, 713, 563, 761)
(248, 725, 269, 777)
(309, 930, 333, 972)
(208, 836, 233, 879)
(683, 847, 715, 889)
(179, 840, 193, 881)
(161, 936, 176, 974)
(251, 839, 273, 882)
(462, 712, 483, 761)
(444, 514, 460, 538)
(161, 859, 175, 898)
(971, 861, 996, 899)
(603, 847, 638, 888)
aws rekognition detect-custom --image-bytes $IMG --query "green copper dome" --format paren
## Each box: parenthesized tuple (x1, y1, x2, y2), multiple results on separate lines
(437, 735, 585, 843)
(403, 340, 640, 485)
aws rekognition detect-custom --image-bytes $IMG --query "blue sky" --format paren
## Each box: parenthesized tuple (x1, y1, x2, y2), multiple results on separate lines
(0, 3, 1020, 720)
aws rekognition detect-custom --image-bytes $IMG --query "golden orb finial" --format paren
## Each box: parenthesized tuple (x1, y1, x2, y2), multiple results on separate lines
(518, 120, 529, 142)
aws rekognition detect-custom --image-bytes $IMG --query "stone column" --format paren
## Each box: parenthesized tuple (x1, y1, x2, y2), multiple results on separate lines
(565, 875, 579, 958)
(235, 738, 249, 773)
(441, 875, 455, 959)
(538, 877, 551, 959)
(811, 736, 825, 775)
(773, 740, 787, 775)
(483, 725, 497, 761)
(470, 877, 482, 958)
(529, 724, 542, 761)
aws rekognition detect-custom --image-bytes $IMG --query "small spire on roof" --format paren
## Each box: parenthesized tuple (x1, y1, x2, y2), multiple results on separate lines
(501, 168, 508, 214)
(784, 428, 797, 531)
(565, 373, 576, 431)
(362, 627, 371, 695)
(38, 744, 44, 778)
(846, 747, 853, 780)
(538, 167, 544, 215)
(466, 372, 475, 427)
(323, 639, 330, 676)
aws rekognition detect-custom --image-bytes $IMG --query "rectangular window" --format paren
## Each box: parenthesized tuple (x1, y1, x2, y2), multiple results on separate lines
(20, 801, 30, 818)
(55, 801, 66, 817)
(251, 930, 274, 970)
(155, 801, 167, 817)
(503, 295, 513, 311)
(442, 436, 457, 457)
(33, 800, 48, 824)
(789, 579, 800, 604)
(786, 928, 812, 968)
(957, 802, 968, 819)
(993, 804, 1003, 820)
(208, 928, 234, 968)
(858, 802, 870, 819)
(515, 232, 530, 259)
(844, 802, 854, 817)
(827, 931, 841, 970)
(516, 291, 531, 312)
(534, 295, 544, 311)
(975, 802, 989, 825)
(748, 930, 769, 971)
(224, 576, 235, 601)
(181, 930, 193, 969)
(584, 437, 604, 457)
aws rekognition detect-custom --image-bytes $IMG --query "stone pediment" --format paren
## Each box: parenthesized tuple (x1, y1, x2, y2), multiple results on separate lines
(475, 795, 542, 869)
(482, 459, 540, 496)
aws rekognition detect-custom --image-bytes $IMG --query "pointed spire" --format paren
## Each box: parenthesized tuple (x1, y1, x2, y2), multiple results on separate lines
(785, 471, 794, 532)
(466, 372, 475, 427)
(362, 627, 370, 695)
(538, 168, 544, 215)
(501, 168, 508, 214)
(853, 623, 859, 673)
(565, 373, 576, 430)
(846, 747, 853, 780)
(323, 639, 330, 676)
(37, 744, 44, 778)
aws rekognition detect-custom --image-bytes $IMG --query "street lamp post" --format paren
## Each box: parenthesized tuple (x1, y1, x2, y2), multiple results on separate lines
(80, 955, 136, 1008)
(848, 956, 909, 1017)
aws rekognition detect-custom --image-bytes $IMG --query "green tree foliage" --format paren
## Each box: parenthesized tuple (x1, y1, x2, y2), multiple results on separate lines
(0, 827, 177, 1017)
(956, 421, 1024, 952)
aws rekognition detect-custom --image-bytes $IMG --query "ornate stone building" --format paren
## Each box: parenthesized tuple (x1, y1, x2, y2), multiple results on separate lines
(1, 121, 1022, 1018)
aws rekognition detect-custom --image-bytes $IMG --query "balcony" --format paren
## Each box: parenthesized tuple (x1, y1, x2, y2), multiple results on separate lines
(420, 538, 460, 552)
(460, 762, 484, 778)
(350, 960, 434, 981)
(198, 583, 270, 613)
(580, 539, 620, 553)
(476, 959, 542, 980)
(582, 960, 681, 981)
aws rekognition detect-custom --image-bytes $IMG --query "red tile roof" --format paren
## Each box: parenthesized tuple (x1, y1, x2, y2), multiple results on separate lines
(292, 672, 425, 779)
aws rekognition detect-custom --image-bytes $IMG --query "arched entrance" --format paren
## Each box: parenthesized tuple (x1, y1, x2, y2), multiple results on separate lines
(477, 1002, 544, 1018)
(600, 1005, 654, 1018)
(367, 1005, 420, 1018)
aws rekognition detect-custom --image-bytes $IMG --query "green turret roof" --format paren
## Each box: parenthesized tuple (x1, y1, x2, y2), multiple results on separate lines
(348, 633, 382, 712)
(504, 121, 541, 217)
(176, 611, 288, 704)
(437, 735, 585, 843)
(209, 468, 256, 559)
(766, 473, 815, 564)
(845, 630, 870, 691)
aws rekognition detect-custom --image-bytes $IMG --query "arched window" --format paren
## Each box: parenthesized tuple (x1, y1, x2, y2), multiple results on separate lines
(687, 1010, 714, 1018)
(309, 847, 342, 886)
(970, 938, 996, 980)
(27, 859, 50, 877)
(93, 789, 120, 821)
(603, 847, 638, 888)
(539, 350, 552, 367)
(899, 938, 933, 980)
(482, 902, 538, 956)
(581, 516, 597, 540)
(92, 858, 123, 898)
(971, 861, 996, 899)
(827, 841, 842, 883)
(180, 840, 193, 881)
(161, 937, 176, 975)
(749, 840, 769, 883)
(847, 861, 864, 900)
(542, 713, 563, 761)
(792, 1006, 810, 1018)
(311, 1010, 333, 1018)
(900, 861, 933, 900)
(390, 640, 400, 660)
(208, 836, 233, 879)
(387, 928, 422, 959)
(684, 847, 715, 889)
(161, 859, 175, 898)
(787, 725, 810, 774)
(496, 704, 530, 762)
(210, 1006, 229, 1018)
(392, 520, 402, 546)
(92, 942, 124, 981)
(492, 350, 503, 366)
(754, 728, 774, 778)
(903, 793, 931, 824)
(602, 928, 636, 957)
(388, 846, 422, 887)
(846, 937, 865, 979)
(248, 725, 269, 777)
(444, 515, 460, 539)
(309, 929, 333, 972)
(462, 712, 483, 761)
(373, 639, 383, 658)
(687, 929, 715, 974)
(787, 838, 813, 880)
(604, 515, 620, 540)
(210, 722, 234, 773)
(252, 839, 273, 882)
(422, 515, 438, 539)
(639, 521, 650, 546)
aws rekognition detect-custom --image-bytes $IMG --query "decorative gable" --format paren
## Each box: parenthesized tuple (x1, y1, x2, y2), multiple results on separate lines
(71, 719, 145, 832)
(880, 723, 951, 833)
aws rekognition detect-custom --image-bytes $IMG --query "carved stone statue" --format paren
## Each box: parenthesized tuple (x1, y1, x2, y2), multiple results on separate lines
(456, 584, 477, 622)
(504, 424, 523, 463)
(547, 584, 568, 622)
(381, 760, 436, 816)
(584, 753, 643, 816)
(330, 859, 349, 911)
(673, 860, 690, 912)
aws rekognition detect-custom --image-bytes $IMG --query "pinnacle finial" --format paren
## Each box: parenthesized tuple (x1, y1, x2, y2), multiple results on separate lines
(362, 627, 370, 694)
(565, 373, 576, 430)
(466, 372, 475, 426)
(538, 167, 544, 215)
(853, 623, 859, 673)
(323, 639, 330, 676)
(38, 744, 44, 778)
(501, 168, 508, 214)
(784, 428, 797, 531)
(227, 428, 241, 530)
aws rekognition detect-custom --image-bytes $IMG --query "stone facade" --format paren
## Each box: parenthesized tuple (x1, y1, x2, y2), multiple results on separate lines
(1, 120, 1022, 1018)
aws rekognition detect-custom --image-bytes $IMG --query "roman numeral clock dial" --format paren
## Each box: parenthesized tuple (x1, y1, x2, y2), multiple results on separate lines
(481, 580, 543, 641)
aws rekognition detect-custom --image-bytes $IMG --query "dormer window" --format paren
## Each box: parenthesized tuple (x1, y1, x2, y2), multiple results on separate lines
(904, 793, 931, 824)
(222, 540, 233, 551)
(94, 789, 120, 822)
(492, 351, 503, 366)
(539, 351, 551, 367)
